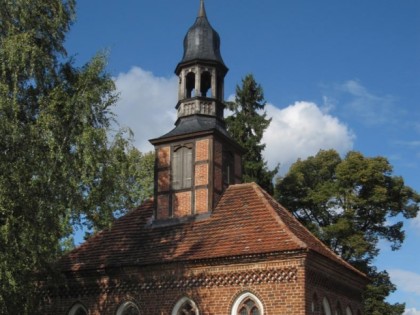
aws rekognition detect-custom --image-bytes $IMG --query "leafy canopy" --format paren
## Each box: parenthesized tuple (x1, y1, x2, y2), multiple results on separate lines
(0, 1, 153, 313)
(275, 149, 419, 314)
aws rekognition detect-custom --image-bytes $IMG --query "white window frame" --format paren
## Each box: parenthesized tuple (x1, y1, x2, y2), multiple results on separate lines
(116, 301, 140, 315)
(231, 292, 264, 315)
(171, 297, 200, 315)
(68, 303, 88, 315)
(322, 297, 332, 315)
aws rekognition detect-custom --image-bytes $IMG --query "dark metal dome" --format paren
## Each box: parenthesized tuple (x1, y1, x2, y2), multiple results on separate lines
(179, 0, 225, 65)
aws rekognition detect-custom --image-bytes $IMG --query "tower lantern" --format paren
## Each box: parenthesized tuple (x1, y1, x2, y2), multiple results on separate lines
(150, 0, 243, 221)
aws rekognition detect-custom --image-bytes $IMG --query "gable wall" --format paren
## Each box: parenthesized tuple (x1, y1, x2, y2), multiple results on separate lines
(305, 252, 366, 315)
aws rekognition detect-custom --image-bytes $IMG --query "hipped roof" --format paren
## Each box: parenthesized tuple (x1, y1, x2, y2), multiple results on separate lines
(59, 183, 365, 278)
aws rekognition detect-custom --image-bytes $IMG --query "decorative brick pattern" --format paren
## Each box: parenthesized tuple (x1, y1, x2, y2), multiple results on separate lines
(158, 146, 170, 168)
(173, 191, 192, 217)
(52, 268, 298, 297)
(195, 163, 208, 186)
(158, 170, 170, 192)
(195, 139, 209, 162)
(195, 188, 208, 214)
(157, 195, 170, 219)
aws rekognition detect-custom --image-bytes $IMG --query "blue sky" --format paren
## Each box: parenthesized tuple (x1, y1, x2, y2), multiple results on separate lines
(65, 1, 420, 313)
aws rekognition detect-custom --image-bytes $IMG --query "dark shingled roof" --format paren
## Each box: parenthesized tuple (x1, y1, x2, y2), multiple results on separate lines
(152, 115, 230, 141)
(59, 183, 365, 278)
(179, 0, 225, 66)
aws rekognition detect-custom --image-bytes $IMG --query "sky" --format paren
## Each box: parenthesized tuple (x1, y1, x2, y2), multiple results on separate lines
(65, 1, 420, 313)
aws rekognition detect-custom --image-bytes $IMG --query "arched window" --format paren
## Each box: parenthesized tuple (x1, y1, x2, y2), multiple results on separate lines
(345, 306, 353, 315)
(116, 301, 140, 315)
(322, 297, 332, 315)
(68, 303, 88, 315)
(335, 302, 343, 315)
(186, 72, 196, 98)
(200, 71, 211, 97)
(172, 145, 193, 190)
(172, 297, 199, 315)
(311, 293, 319, 313)
(231, 292, 264, 315)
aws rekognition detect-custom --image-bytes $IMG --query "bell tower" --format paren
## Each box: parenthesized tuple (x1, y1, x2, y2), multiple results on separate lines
(150, 0, 243, 222)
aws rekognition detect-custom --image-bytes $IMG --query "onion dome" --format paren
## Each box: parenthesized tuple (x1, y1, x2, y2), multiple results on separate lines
(176, 0, 226, 71)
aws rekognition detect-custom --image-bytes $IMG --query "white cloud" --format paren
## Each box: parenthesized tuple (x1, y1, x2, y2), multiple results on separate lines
(404, 308, 420, 315)
(113, 67, 355, 175)
(335, 80, 397, 126)
(411, 215, 420, 232)
(113, 67, 178, 152)
(389, 269, 420, 296)
(263, 101, 355, 173)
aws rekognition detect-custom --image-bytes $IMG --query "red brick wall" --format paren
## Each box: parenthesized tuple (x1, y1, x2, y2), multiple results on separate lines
(195, 139, 209, 162)
(158, 146, 170, 168)
(157, 194, 169, 219)
(214, 140, 222, 165)
(195, 188, 208, 214)
(44, 254, 365, 315)
(158, 170, 169, 192)
(44, 255, 309, 315)
(305, 253, 366, 315)
(194, 164, 208, 186)
(173, 191, 192, 217)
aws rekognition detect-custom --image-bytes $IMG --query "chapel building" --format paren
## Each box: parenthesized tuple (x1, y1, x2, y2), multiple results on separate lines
(43, 1, 368, 314)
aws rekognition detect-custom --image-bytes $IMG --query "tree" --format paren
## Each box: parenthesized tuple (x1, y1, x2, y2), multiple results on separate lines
(0, 1, 152, 313)
(226, 74, 278, 194)
(275, 149, 419, 314)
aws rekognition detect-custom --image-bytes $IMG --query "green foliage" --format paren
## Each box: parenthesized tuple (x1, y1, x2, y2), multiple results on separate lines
(275, 149, 420, 314)
(0, 1, 153, 313)
(226, 74, 278, 194)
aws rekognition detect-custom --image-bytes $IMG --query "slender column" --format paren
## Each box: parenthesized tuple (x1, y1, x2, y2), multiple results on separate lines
(195, 66, 201, 97)
(211, 68, 216, 98)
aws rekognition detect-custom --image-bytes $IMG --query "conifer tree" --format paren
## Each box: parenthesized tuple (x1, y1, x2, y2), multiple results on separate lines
(226, 74, 278, 194)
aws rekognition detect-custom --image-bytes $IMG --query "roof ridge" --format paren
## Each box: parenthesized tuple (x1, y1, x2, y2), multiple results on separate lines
(249, 183, 366, 278)
(66, 199, 154, 254)
(249, 183, 308, 250)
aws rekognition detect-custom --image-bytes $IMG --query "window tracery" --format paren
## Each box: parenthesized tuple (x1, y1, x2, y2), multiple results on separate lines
(231, 292, 263, 315)
(172, 297, 199, 315)
(68, 303, 88, 315)
(116, 301, 140, 315)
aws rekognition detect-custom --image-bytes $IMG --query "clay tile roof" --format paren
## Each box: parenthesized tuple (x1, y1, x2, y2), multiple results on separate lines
(59, 183, 365, 278)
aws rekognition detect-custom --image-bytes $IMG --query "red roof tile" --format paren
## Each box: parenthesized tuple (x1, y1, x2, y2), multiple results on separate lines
(59, 183, 364, 277)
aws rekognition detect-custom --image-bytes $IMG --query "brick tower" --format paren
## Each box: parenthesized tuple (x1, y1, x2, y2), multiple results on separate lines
(150, 0, 243, 221)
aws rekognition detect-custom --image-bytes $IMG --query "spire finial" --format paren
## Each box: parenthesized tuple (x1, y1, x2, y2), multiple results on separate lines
(198, 0, 206, 18)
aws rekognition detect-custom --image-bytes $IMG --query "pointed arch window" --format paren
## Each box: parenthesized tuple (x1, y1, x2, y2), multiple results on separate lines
(322, 297, 332, 315)
(345, 306, 353, 315)
(172, 297, 199, 315)
(311, 293, 319, 313)
(186, 72, 196, 98)
(335, 302, 343, 315)
(116, 301, 140, 315)
(200, 71, 211, 97)
(172, 144, 193, 190)
(231, 292, 264, 315)
(68, 303, 88, 315)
